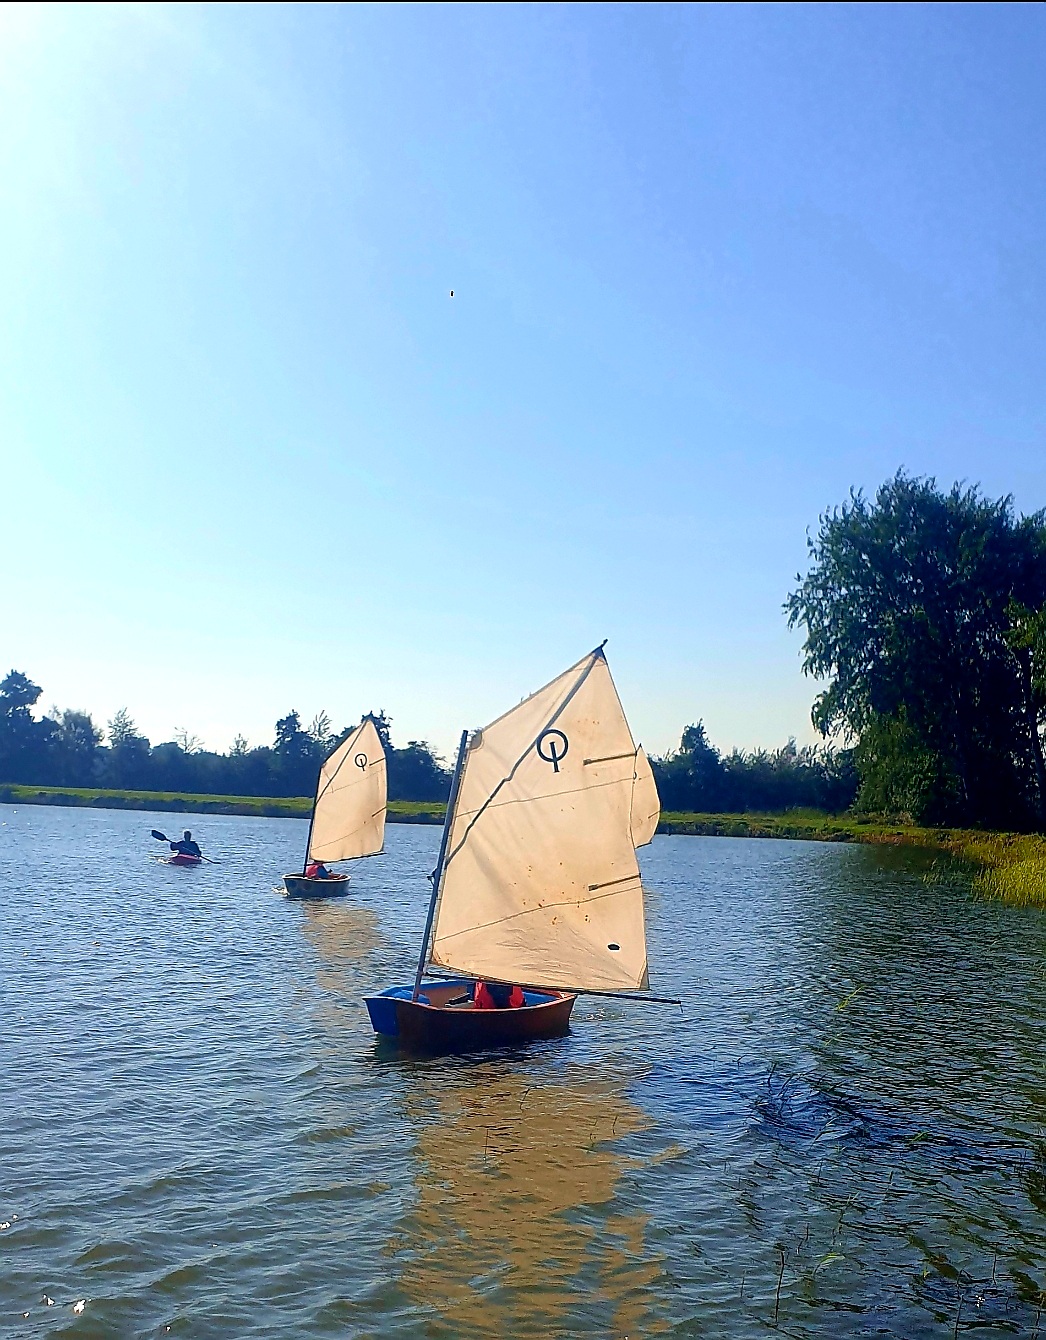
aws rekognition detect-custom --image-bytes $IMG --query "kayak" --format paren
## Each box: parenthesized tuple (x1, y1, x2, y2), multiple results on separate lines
(168, 853, 203, 867)
(283, 872, 350, 899)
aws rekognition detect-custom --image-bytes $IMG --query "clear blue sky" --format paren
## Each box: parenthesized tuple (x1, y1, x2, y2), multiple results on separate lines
(3, 2, 1045, 759)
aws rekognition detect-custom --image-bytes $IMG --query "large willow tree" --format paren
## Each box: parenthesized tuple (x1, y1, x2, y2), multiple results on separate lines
(786, 473, 1046, 828)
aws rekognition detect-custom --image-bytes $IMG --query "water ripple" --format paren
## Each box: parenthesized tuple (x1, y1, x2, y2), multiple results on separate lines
(3, 810, 1046, 1335)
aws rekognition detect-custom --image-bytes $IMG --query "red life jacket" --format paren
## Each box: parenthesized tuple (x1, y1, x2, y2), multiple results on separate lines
(474, 981, 525, 1010)
(305, 861, 326, 879)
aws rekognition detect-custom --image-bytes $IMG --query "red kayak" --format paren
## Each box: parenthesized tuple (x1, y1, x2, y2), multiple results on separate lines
(168, 853, 202, 867)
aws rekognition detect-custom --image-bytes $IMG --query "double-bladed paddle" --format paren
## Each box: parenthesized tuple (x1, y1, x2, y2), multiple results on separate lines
(150, 829, 220, 863)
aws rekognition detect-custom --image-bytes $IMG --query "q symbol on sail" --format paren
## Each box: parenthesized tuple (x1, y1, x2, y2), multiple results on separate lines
(536, 729, 569, 773)
(354, 753, 368, 771)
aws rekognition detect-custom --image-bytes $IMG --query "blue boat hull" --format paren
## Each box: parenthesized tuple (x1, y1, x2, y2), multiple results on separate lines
(365, 978, 576, 1051)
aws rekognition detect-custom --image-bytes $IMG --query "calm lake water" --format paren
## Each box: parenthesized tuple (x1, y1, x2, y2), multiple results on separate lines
(2, 804, 1046, 1337)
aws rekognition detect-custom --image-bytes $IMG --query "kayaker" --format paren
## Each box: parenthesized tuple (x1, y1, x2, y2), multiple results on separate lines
(473, 980, 525, 1010)
(170, 830, 202, 858)
(305, 859, 333, 879)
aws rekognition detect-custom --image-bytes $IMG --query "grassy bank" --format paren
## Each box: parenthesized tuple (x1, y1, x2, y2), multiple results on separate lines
(0, 784, 445, 824)
(660, 808, 1046, 906)
(3, 786, 1043, 905)
(659, 808, 909, 841)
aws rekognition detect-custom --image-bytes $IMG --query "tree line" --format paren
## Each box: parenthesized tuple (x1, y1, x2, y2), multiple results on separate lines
(9, 473, 1043, 832)
(0, 676, 451, 802)
(0, 668, 857, 812)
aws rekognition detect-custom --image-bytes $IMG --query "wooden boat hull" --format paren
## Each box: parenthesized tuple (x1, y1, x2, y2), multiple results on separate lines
(168, 853, 202, 867)
(364, 978, 576, 1051)
(283, 872, 350, 899)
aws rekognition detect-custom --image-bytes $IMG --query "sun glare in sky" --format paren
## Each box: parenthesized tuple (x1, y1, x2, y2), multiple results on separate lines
(3, 2, 1045, 757)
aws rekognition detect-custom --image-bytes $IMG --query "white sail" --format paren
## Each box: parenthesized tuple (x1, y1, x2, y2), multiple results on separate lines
(630, 746, 660, 849)
(308, 717, 386, 863)
(429, 648, 650, 991)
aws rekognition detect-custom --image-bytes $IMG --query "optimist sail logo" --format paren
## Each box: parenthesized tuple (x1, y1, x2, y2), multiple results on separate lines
(536, 729, 569, 773)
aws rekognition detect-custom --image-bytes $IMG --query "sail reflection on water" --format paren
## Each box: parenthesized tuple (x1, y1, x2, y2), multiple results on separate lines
(395, 1063, 668, 1338)
(299, 900, 384, 1005)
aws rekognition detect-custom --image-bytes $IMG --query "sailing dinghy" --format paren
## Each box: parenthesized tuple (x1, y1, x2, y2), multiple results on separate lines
(283, 716, 387, 898)
(364, 644, 661, 1049)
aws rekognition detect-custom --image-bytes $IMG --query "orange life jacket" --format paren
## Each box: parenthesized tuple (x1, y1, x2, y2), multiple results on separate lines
(474, 981, 525, 1010)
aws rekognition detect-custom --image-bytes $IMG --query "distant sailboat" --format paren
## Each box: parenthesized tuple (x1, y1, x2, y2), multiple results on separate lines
(364, 644, 663, 1048)
(283, 717, 387, 898)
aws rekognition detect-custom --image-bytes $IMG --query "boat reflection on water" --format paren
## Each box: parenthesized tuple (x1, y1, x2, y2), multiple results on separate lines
(395, 1060, 668, 1339)
(298, 900, 384, 1008)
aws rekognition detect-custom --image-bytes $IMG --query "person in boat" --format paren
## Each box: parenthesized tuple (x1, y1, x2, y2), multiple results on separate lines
(473, 980, 525, 1010)
(169, 830, 202, 858)
(304, 859, 334, 879)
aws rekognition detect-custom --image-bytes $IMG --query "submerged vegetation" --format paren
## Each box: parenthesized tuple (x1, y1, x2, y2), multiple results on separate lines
(660, 810, 1046, 907)
(936, 831, 1046, 906)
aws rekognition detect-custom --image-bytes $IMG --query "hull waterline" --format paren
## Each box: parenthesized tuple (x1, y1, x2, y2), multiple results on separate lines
(283, 873, 350, 899)
(364, 978, 576, 1051)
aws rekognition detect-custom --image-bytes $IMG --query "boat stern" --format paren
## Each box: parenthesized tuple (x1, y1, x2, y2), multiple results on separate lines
(364, 981, 467, 1037)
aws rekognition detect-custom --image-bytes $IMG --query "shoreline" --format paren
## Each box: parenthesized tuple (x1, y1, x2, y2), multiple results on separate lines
(0, 784, 444, 824)
(3, 786, 1043, 905)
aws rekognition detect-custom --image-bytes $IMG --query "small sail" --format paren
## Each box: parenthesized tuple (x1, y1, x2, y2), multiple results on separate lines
(429, 648, 650, 992)
(308, 717, 386, 863)
(630, 746, 660, 849)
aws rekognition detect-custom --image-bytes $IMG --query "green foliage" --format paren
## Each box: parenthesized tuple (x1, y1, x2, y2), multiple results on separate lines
(367, 710, 393, 753)
(107, 708, 139, 749)
(787, 472, 1046, 828)
(0, 669, 50, 782)
(653, 722, 856, 814)
(1, 670, 42, 713)
(49, 709, 102, 786)
(852, 710, 960, 823)
(0, 670, 452, 803)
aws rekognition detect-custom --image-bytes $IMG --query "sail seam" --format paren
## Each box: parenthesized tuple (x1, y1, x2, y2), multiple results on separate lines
(314, 721, 385, 807)
(432, 878, 643, 944)
(310, 810, 384, 851)
(450, 769, 632, 821)
(439, 650, 604, 875)
(313, 722, 364, 806)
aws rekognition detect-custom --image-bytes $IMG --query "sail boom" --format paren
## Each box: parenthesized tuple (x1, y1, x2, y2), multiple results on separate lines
(421, 967, 680, 1006)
